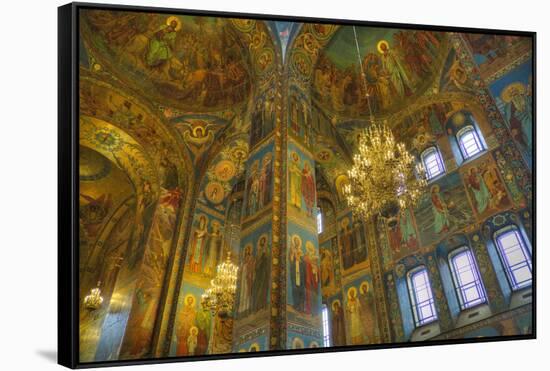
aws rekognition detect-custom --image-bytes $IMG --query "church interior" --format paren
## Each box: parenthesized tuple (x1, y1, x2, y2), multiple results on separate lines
(77, 8, 534, 362)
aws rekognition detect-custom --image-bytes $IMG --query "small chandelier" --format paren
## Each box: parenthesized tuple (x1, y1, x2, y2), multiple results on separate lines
(83, 281, 104, 310)
(343, 27, 427, 223)
(201, 252, 239, 319)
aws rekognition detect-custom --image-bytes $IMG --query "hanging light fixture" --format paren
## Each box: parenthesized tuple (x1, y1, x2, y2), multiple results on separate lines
(83, 281, 104, 310)
(343, 27, 427, 224)
(201, 251, 239, 319)
(200, 251, 239, 354)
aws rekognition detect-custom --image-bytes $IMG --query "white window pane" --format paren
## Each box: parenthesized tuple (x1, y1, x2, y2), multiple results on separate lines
(413, 275, 425, 287)
(416, 289, 429, 303)
(464, 286, 480, 302)
(458, 270, 475, 284)
(420, 305, 432, 319)
(506, 249, 527, 266)
(455, 255, 469, 268)
(501, 233, 520, 248)
(512, 266, 532, 283)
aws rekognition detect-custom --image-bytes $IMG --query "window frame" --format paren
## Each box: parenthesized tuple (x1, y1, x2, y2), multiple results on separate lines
(321, 303, 331, 347)
(456, 125, 484, 160)
(448, 246, 488, 310)
(316, 206, 323, 234)
(407, 266, 438, 327)
(421, 146, 446, 181)
(494, 225, 532, 291)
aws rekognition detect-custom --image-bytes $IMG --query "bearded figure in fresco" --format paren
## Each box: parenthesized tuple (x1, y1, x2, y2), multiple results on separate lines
(346, 287, 363, 345)
(289, 153, 303, 210)
(331, 300, 346, 346)
(251, 235, 269, 313)
(430, 184, 451, 234)
(289, 235, 305, 312)
(204, 220, 223, 275)
(304, 241, 320, 315)
(188, 215, 208, 273)
(238, 244, 255, 314)
(177, 295, 197, 355)
(363, 53, 393, 111)
(501, 82, 533, 152)
(301, 162, 316, 217)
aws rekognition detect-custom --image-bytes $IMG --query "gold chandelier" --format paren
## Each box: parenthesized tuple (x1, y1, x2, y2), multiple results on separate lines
(201, 252, 239, 319)
(343, 27, 427, 222)
(83, 281, 104, 310)
(343, 123, 427, 221)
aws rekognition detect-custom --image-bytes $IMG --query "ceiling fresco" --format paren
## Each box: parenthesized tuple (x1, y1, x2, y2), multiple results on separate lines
(81, 10, 253, 112)
(312, 26, 449, 118)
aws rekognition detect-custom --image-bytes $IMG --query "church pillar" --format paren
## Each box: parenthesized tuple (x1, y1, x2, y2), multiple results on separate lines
(278, 81, 323, 350)
(232, 71, 281, 352)
(232, 68, 324, 351)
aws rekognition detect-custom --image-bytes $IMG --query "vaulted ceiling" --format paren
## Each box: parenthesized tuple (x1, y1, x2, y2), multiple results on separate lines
(80, 10, 461, 205)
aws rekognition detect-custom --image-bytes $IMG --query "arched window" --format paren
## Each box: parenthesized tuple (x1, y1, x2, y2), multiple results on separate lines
(457, 126, 484, 160)
(421, 146, 445, 180)
(407, 266, 438, 327)
(449, 247, 487, 310)
(494, 226, 532, 291)
(321, 304, 331, 347)
(316, 207, 323, 234)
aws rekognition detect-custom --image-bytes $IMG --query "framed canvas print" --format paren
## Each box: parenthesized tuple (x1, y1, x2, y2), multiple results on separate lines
(58, 2, 536, 368)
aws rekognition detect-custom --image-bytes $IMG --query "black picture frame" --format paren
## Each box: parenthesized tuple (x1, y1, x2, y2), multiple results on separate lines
(58, 2, 536, 369)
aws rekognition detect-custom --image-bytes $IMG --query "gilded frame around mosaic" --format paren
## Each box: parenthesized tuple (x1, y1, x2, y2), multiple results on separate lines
(58, 2, 536, 368)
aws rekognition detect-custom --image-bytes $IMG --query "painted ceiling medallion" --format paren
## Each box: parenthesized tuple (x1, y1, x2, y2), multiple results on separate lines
(315, 148, 333, 163)
(214, 160, 237, 181)
(205, 181, 225, 204)
(91, 128, 123, 152)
